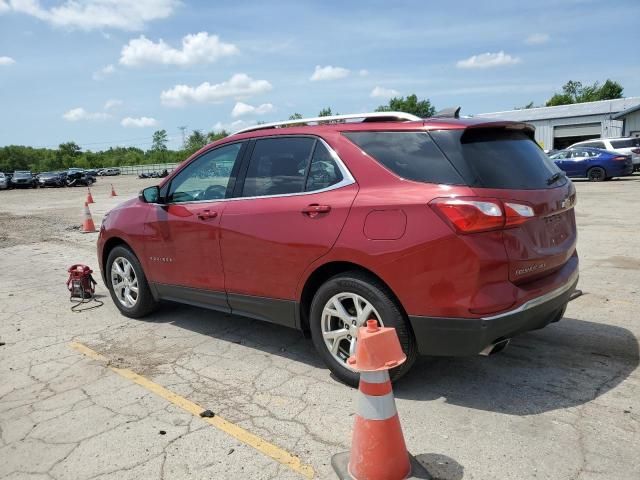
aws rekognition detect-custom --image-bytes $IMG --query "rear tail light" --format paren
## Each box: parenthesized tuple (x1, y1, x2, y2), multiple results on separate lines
(611, 156, 628, 161)
(430, 197, 534, 234)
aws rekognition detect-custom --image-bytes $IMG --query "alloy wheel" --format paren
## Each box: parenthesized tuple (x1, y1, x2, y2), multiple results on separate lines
(321, 293, 383, 365)
(110, 257, 139, 308)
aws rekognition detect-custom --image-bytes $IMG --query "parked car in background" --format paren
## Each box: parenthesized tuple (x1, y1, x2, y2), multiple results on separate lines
(37, 171, 67, 187)
(66, 168, 95, 187)
(0, 172, 8, 190)
(98, 111, 579, 386)
(550, 147, 633, 181)
(568, 137, 640, 171)
(11, 170, 37, 188)
(99, 168, 121, 176)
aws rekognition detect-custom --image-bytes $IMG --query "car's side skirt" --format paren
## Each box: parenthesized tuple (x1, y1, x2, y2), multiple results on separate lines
(151, 283, 297, 329)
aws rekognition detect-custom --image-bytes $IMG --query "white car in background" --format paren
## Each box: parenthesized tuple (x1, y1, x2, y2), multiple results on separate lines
(569, 137, 640, 171)
(0, 172, 7, 190)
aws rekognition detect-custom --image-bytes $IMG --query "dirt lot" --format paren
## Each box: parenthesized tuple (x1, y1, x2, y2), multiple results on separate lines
(1, 174, 639, 479)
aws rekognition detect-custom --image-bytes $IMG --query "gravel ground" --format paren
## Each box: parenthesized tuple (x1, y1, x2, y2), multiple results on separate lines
(1, 173, 639, 480)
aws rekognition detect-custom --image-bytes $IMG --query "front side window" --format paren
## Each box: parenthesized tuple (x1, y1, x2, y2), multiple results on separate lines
(242, 137, 315, 197)
(168, 142, 244, 203)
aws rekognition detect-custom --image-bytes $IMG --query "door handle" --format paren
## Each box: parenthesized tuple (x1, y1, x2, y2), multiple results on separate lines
(197, 210, 218, 220)
(301, 204, 331, 217)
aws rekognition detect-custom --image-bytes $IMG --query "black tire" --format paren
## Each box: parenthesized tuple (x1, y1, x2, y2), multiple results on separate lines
(106, 245, 158, 318)
(309, 271, 417, 387)
(587, 167, 606, 182)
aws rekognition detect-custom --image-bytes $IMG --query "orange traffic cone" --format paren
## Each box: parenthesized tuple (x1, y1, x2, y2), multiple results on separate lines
(86, 187, 94, 204)
(331, 320, 430, 480)
(81, 202, 97, 233)
(110, 184, 117, 197)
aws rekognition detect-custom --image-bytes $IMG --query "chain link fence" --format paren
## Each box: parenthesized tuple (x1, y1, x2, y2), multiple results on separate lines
(116, 163, 180, 176)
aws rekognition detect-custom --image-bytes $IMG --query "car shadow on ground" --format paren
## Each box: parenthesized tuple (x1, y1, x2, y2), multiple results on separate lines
(396, 317, 639, 415)
(139, 307, 638, 416)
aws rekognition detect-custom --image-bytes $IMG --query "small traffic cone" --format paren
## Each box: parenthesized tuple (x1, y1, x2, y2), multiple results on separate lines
(110, 184, 117, 197)
(86, 187, 94, 204)
(81, 202, 97, 233)
(331, 320, 431, 480)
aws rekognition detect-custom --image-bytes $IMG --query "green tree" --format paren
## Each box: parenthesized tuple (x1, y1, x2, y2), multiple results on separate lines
(546, 79, 624, 106)
(318, 107, 333, 117)
(288, 113, 303, 120)
(375, 94, 436, 118)
(151, 129, 168, 152)
(184, 130, 207, 154)
(515, 101, 536, 110)
(57, 142, 82, 168)
(206, 130, 228, 143)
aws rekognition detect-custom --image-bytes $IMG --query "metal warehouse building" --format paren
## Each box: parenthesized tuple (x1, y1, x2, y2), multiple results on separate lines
(475, 97, 640, 150)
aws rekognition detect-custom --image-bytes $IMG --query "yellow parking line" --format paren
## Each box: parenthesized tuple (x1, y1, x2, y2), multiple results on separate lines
(69, 341, 314, 479)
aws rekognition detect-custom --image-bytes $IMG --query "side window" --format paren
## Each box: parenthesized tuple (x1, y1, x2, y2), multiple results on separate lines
(242, 137, 315, 197)
(584, 141, 605, 149)
(305, 141, 344, 191)
(168, 142, 244, 203)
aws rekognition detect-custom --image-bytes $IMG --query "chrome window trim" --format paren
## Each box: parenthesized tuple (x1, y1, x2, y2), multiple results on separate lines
(481, 269, 579, 321)
(164, 137, 356, 205)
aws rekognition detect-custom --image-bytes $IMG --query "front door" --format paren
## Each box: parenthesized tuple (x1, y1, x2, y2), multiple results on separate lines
(143, 141, 247, 309)
(220, 136, 358, 326)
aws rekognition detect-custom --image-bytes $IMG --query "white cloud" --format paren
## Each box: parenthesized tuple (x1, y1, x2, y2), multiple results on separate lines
(3, 0, 179, 31)
(359, 69, 369, 77)
(104, 99, 122, 110)
(62, 107, 110, 122)
(212, 119, 256, 133)
(92, 64, 115, 80)
(0, 1, 9, 14)
(370, 86, 399, 98)
(310, 65, 350, 81)
(160, 73, 273, 107)
(120, 32, 238, 67)
(121, 116, 157, 128)
(231, 102, 274, 118)
(525, 33, 550, 45)
(0, 56, 15, 66)
(456, 51, 521, 69)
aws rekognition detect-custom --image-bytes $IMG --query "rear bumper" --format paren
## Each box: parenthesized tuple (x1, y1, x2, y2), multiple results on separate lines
(409, 268, 578, 356)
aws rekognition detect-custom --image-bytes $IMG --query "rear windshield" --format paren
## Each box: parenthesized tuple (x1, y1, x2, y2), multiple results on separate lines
(430, 129, 564, 189)
(610, 138, 640, 148)
(342, 131, 465, 184)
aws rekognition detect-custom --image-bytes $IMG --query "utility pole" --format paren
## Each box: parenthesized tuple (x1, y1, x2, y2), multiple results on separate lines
(178, 126, 187, 149)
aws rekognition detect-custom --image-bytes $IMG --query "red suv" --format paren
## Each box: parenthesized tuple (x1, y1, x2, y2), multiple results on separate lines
(98, 112, 578, 386)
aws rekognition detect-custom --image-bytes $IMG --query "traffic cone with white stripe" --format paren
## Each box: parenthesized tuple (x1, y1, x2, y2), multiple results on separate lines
(86, 187, 94, 204)
(332, 320, 431, 480)
(81, 202, 97, 233)
(110, 184, 117, 197)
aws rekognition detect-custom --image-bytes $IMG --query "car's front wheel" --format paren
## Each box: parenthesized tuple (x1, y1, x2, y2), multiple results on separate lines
(309, 271, 417, 387)
(106, 245, 158, 318)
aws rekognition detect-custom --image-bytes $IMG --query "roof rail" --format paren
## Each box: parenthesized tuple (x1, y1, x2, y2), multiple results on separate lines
(231, 111, 422, 135)
(433, 106, 461, 119)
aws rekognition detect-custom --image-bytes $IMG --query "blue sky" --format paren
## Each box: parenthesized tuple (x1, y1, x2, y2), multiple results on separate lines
(1, 0, 639, 150)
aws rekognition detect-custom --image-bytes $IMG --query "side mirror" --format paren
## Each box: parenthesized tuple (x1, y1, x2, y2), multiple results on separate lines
(140, 185, 161, 203)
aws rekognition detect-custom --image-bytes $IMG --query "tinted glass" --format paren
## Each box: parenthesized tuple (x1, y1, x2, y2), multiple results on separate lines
(611, 138, 640, 148)
(242, 137, 314, 197)
(305, 142, 343, 191)
(168, 142, 243, 202)
(430, 129, 563, 189)
(582, 141, 606, 149)
(343, 131, 464, 184)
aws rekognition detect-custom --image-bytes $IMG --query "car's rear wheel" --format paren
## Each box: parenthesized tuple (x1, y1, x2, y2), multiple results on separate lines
(587, 167, 606, 182)
(309, 271, 417, 387)
(106, 245, 158, 318)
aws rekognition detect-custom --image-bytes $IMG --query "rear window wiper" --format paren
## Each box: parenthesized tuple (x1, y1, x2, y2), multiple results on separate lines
(546, 171, 566, 185)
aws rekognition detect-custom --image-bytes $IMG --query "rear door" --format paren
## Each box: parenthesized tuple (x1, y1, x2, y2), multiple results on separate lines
(565, 149, 590, 176)
(219, 136, 357, 326)
(431, 127, 577, 284)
